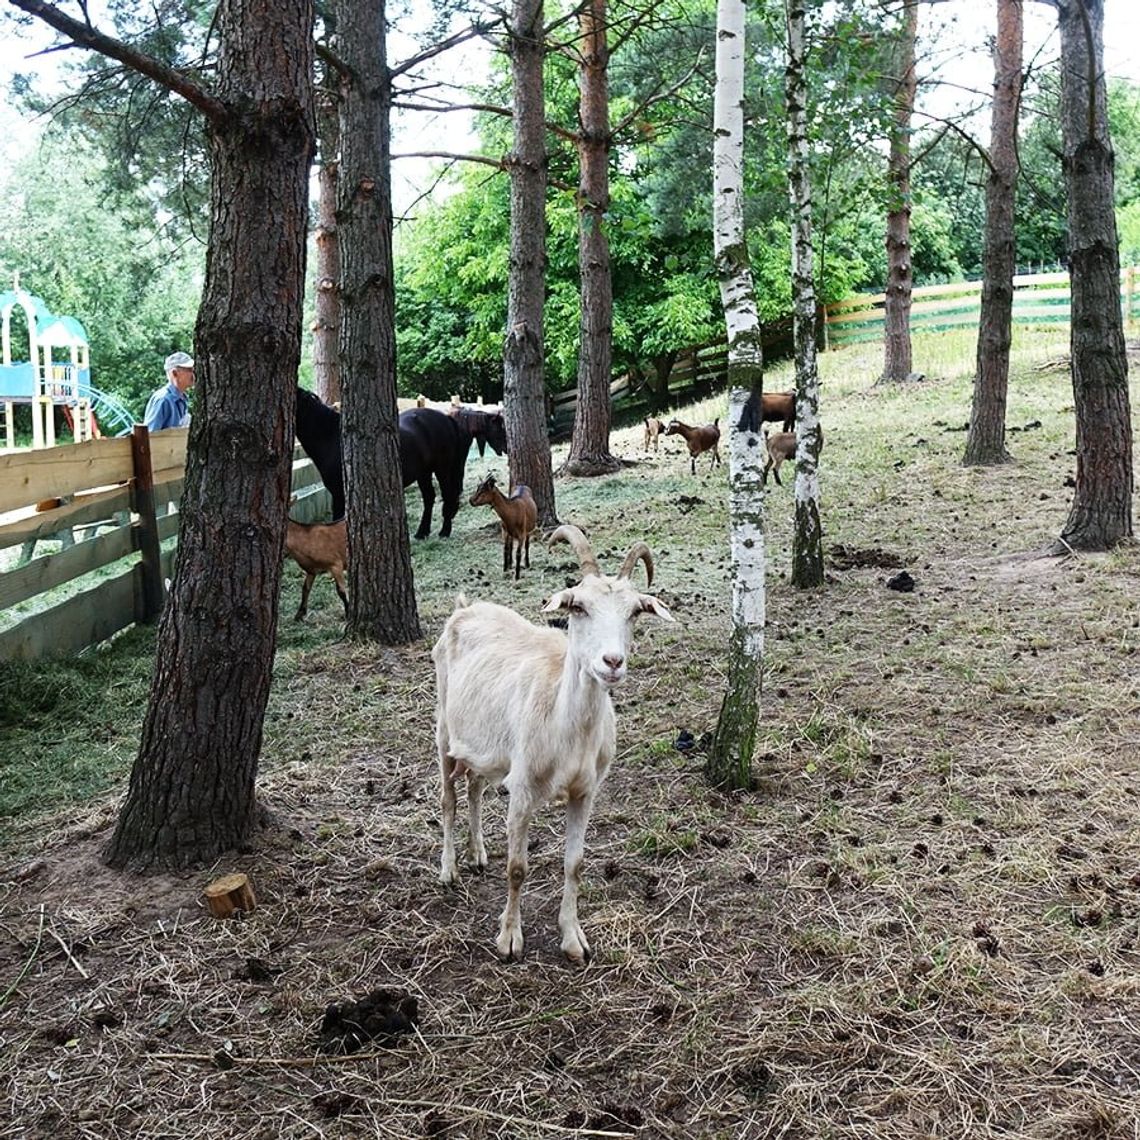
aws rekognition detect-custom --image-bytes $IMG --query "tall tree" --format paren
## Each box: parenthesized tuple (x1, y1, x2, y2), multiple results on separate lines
(708, 0, 764, 791)
(784, 0, 824, 589)
(560, 0, 622, 477)
(313, 9, 343, 407)
(880, 0, 917, 383)
(5, 0, 317, 868)
(335, 0, 422, 642)
(963, 0, 1023, 466)
(1046, 0, 1133, 550)
(504, 0, 558, 525)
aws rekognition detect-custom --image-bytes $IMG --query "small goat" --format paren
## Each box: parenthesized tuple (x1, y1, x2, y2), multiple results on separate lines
(643, 416, 665, 452)
(469, 473, 537, 580)
(285, 517, 347, 620)
(762, 431, 796, 486)
(433, 525, 674, 963)
(666, 418, 721, 475)
(762, 426, 823, 486)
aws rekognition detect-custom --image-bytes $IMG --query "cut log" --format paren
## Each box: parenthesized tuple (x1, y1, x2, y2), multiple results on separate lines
(202, 872, 257, 918)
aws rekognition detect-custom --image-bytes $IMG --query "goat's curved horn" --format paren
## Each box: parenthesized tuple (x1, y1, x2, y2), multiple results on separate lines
(618, 541, 654, 586)
(549, 525, 600, 577)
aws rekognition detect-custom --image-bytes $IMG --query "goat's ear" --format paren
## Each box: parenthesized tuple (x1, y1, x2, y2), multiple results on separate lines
(542, 589, 576, 613)
(639, 594, 675, 622)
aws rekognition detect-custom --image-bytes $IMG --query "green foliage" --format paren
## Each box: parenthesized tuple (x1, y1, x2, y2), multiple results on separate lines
(0, 131, 200, 412)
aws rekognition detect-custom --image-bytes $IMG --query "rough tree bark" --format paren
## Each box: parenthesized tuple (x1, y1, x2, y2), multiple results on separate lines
(503, 0, 558, 526)
(708, 0, 764, 792)
(964, 0, 1022, 466)
(785, 0, 824, 589)
(880, 0, 917, 384)
(97, 0, 315, 868)
(313, 12, 342, 408)
(561, 0, 622, 477)
(336, 0, 422, 643)
(1050, 0, 1133, 550)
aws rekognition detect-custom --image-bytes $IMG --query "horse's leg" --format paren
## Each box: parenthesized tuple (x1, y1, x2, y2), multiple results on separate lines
(415, 475, 434, 540)
(437, 465, 462, 538)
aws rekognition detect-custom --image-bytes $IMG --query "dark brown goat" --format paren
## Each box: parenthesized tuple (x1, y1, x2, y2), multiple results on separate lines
(759, 391, 796, 432)
(666, 418, 721, 475)
(469, 474, 538, 579)
(285, 518, 348, 620)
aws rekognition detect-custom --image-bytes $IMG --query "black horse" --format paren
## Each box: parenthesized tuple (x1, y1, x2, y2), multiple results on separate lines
(294, 387, 507, 538)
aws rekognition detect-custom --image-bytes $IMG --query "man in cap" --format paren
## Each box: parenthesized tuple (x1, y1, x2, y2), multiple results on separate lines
(143, 351, 195, 431)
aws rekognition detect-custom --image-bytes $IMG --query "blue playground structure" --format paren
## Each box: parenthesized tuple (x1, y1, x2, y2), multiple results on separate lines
(0, 276, 134, 448)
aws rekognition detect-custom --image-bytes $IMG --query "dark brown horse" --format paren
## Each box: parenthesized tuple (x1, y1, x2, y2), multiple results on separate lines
(294, 388, 507, 538)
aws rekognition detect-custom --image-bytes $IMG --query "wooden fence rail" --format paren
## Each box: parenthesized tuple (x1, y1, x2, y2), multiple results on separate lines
(0, 429, 326, 663)
(824, 266, 1139, 346)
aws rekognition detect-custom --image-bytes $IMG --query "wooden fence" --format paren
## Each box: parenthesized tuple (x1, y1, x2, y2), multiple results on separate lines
(0, 429, 326, 663)
(825, 267, 1140, 346)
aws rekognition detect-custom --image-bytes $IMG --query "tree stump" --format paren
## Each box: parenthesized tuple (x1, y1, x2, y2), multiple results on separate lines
(202, 872, 257, 918)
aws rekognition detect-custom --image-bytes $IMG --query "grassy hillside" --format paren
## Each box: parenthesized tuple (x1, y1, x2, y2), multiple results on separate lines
(1, 325, 1138, 1139)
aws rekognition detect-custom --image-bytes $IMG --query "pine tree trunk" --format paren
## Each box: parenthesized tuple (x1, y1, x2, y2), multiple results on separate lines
(336, 0, 422, 643)
(785, 0, 824, 590)
(880, 0, 917, 384)
(562, 0, 621, 478)
(104, 0, 315, 870)
(313, 29, 342, 408)
(708, 0, 764, 791)
(504, 0, 558, 526)
(964, 0, 1022, 467)
(1053, 0, 1133, 551)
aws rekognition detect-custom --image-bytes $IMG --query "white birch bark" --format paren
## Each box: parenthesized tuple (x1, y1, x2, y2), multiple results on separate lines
(709, 0, 765, 788)
(785, 0, 824, 588)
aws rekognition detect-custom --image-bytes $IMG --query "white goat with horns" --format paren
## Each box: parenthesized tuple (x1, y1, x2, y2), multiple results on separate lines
(432, 524, 675, 963)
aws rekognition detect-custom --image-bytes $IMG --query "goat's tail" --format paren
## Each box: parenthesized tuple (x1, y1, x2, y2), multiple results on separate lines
(453, 593, 471, 611)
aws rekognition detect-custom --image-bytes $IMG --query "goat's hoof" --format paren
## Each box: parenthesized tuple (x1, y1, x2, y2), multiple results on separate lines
(496, 929, 524, 962)
(561, 931, 591, 966)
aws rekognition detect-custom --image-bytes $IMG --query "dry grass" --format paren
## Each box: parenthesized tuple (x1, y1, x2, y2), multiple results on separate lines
(2, 327, 1139, 1139)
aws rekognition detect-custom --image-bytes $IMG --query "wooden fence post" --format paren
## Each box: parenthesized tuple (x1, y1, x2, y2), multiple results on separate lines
(131, 425, 164, 624)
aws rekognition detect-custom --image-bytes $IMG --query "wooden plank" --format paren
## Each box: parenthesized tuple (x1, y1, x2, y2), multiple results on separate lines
(0, 486, 133, 552)
(0, 526, 134, 609)
(147, 427, 189, 473)
(0, 564, 140, 662)
(157, 509, 181, 543)
(0, 436, 133, 515)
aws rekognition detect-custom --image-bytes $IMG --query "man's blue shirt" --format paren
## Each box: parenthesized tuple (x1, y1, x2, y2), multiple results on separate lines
(143, 382, 189, 432)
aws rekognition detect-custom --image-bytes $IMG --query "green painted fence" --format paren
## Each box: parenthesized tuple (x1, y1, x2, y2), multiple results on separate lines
(825, 267, 1140, 346)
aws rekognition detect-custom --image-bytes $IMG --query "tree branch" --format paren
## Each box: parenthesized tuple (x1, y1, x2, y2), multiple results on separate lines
(6, 0, 226, 124)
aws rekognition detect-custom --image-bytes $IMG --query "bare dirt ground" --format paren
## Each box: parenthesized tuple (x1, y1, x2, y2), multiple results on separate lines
(2, 340, 1139, 1139)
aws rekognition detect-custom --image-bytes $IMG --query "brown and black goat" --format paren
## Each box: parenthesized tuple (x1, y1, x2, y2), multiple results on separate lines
(666, 418, 721, 475)
(469, 474, 538, 580)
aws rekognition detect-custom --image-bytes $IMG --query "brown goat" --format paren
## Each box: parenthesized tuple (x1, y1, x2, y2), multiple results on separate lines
(763, 426, 823, 486)
(760, 391, 796, 432)
(666, 418, 721, 475)
(469, 474, 538, 579)
(643, 416, 665, 452)
(285, 517, 348, 620)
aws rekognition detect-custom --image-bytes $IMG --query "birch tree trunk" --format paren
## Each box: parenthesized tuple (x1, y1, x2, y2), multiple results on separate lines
(336, 0, 421, 643)
(561, 0, 621, 477)
(785, 0, 824, 589)
(504, 0, 558, 526)
(963, 0, 1022, 466)
(880, 0, 917, 384)
(1051, 0, 1133, 550)
(708, 0, 764, 791)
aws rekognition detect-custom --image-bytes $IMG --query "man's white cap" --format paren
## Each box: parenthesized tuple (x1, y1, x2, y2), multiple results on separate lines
(165, 351, 194, 374)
